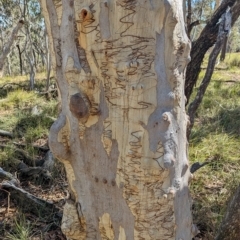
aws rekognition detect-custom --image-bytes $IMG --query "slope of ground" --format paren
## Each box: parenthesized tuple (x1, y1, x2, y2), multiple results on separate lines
(0, 73, 66, 239)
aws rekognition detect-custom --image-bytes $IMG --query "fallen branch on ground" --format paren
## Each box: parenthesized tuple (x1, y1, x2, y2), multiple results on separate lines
(0, 130, 13, 138)
(10, 157, 52, 181)
(1, 181, 61, 221)
(0, 146, 52, 181)
(0, 167, 20, 186)
(0, 144, 44, 166)
(0, 82, 26, 89)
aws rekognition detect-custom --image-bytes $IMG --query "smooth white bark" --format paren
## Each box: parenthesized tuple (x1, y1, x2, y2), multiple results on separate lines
(40, 0, 193, 239)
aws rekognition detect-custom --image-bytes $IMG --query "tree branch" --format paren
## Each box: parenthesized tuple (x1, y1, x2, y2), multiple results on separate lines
(185, 0, 240, 104)
(187, 10, 232, 138)
(0, 130, 13, 138)
(0, 168, 20, 186)
(1, 181, 61, 220)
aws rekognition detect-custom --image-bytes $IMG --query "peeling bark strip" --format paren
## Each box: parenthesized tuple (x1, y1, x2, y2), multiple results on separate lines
(40, 0, 192, 239)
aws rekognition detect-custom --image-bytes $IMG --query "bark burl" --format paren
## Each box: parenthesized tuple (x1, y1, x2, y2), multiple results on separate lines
(40, 0, 193, 239)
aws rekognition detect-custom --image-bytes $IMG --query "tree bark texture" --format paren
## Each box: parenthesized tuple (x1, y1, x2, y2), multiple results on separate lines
(40, 0, 192, 239)
(187, 10, 231, 138)
(185, 0, 240, 104)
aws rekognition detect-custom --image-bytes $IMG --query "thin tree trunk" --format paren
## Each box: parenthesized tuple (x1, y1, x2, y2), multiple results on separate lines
(0, 20, 24, 77)
(41, 0, 193, 239)
(25, 26, 36, 90)
(28, 56, 36, 90)
(16, 44, 23, 75)
(7, 55, 12, 76)
(25, 48, 36, 90)
(45, 32, 51, 92)
(187, 0, 192, 37)
(185, 0, 240, 104)
(187, 10, 231, 138)
(220, 35, 228, 61)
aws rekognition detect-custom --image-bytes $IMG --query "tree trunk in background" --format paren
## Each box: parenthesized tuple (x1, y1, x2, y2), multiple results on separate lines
(187, 10, 231, 138)
(185, 0, 240, 104)
(16, 44, 23, 75)
(216, 186, 240, 240)
(25, 25, 36, 90)
(7, 55, 12, 76)
(0, 20, 24, 77)
(40, 0, 193, 239)
(45, 32, 51, 92)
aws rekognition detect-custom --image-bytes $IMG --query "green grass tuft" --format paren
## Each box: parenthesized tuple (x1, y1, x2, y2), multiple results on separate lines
(5, 215, 32, 240)
(0, 89, 39, 110)
(189, 53, 240, 238)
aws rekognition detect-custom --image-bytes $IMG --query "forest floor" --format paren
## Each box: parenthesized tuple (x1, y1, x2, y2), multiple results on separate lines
(189, 53, 240, 239)
(0, 73, 67, 239)
(0, 53, 239, 239)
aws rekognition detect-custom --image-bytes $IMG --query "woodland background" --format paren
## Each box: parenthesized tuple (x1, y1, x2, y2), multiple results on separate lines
(0, 0, 240, 239)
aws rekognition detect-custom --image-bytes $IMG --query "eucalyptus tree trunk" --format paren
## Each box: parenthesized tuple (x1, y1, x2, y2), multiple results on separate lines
(40, 0, 193, 239)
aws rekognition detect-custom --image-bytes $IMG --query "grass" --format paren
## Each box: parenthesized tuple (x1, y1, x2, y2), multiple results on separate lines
(0, 75, 57, 140)
(5, 215, 32, 240)
(0, 72, 49, 85)
(0, 89, 39, 110)
(0, 74, 66, 239)
(0, 52, 239, 239)
(224, 53, 240, 68)
(0, 73, 58, 166)
(0, 78, 57, 169)
(189, 53, 240, 239)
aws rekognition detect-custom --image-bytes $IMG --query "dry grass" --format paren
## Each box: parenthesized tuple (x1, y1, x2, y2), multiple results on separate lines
(0, 74, 66, 239)
(189, 53, 240, 239)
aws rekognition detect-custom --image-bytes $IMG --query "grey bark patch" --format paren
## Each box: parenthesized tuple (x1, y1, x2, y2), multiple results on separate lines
(99, 1, 111, 40)
(69, 93, 89, 120)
